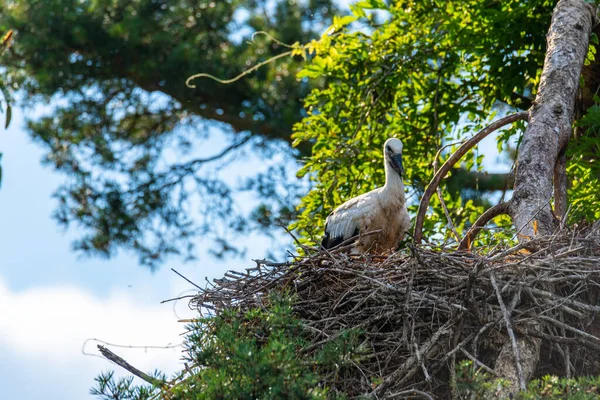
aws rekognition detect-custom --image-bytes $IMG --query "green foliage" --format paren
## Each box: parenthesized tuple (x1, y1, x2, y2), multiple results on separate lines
(521, 375, 600, 399)
(291, 0, 555, 246)
(91, 370, 163, 400)
(455, 360, 510, 398)
(455, 361, 600, 399)
(3, 0, 600, 265)
(92, 295, 358, 399)
(0, 0, 336, 266)
(568, 102, 600, 222)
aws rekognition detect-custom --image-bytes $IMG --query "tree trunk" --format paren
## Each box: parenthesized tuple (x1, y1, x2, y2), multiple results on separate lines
(509, 0, 595, 237)
(497, 0, 595, 392)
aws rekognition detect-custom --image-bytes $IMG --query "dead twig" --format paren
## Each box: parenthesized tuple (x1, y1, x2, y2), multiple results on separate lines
(97, 345, 166, 388)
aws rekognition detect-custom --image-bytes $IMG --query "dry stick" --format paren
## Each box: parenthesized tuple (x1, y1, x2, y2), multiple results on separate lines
(460, 348, 497, 376)
(526, 286, 600, 313)
(458, 202, 510, 250)
(538, 315, 600, 343)
(489, 273, 526, 391)
(559, 312, 571, 379)
(326, 229, 383, 253)
(433, 142, 463, 243)
(516, 328, 600, 352)
(97, 345, 166, 388)
(383, 389, 434, 400)
(171, 268, 202, 290)
(370, 321, 453, 397)
(413, 111, 529, 244)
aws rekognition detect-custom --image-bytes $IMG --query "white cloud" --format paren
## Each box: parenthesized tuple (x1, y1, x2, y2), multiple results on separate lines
(0, 277, 195, 399)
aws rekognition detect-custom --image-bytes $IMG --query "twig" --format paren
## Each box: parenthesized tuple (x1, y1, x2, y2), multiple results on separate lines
(458, 202, 510, 250)
(414, 111, 528, 243)
(460, 348, 498, 376)
(526, 286, 600, 313)
(171, 268, 202, 290)
(383, 389, 434, 400)
(371, 321, 453, 397)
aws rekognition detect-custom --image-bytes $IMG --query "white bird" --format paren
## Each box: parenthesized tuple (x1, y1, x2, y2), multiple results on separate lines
(321, 138, 410, 254)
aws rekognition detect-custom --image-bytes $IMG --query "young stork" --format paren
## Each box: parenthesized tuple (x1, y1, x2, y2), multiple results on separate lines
(321, 138, 410, 254)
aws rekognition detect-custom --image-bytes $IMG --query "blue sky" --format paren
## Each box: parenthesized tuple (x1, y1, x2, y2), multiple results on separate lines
(0, 105, 286, 398)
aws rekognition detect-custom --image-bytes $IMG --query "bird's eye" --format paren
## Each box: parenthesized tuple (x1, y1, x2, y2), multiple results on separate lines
(386, 145, 392, 152)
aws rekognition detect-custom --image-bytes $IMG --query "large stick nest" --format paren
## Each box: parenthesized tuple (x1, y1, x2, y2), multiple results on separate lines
(191, 228, 600, 398)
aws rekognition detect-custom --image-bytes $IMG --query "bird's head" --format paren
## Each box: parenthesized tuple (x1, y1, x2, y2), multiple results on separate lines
(384, 138, 404, 177)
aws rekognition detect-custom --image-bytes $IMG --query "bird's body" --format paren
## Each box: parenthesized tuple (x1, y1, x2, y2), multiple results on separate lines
(321, 138, 410, 254)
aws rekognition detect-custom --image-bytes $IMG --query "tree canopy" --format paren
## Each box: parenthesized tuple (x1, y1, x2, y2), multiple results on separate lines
(0, 0, 335, 265)
(3, 0, 600, 266)
(68, 0, 600, 398)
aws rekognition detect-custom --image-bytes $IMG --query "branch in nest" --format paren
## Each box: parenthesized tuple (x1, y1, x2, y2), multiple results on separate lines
(413, 111, 528, 244)
(383, 389, 434, 400)
(458, 202, 510, 250)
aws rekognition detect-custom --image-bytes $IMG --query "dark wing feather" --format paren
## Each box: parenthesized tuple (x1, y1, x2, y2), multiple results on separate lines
(321, 224, 359, 250)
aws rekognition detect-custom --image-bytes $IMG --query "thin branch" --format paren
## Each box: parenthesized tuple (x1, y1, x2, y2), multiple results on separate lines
(460, 348, 497, 376)
(175, 134, 253, 171)
(97, 345, 166, 388)
(433, 142, 462, 243)
(414, 111, 528, 243)
(458, 202, 510, 250)
(383, 389, 434, 400)
(371, 321, 453, 397)
(171, 268, 202, 290)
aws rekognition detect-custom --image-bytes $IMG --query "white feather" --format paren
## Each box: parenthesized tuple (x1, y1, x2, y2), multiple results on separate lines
(322, 138, 410, 253)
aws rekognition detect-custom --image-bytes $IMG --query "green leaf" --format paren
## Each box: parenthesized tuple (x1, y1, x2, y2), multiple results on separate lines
(5, 105, 11, 129)
(354, 0, 388, 10)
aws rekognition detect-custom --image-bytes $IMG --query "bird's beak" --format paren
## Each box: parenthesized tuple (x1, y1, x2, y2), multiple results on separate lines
(391, 153, 404, 176)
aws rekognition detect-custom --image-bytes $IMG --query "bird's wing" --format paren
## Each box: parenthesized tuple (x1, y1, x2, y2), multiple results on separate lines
(321, 190, 380, 249)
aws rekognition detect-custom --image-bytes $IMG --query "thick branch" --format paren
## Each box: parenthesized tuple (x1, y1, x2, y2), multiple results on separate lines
(413, 111, 528, 243)
(458, 202, 510, 250)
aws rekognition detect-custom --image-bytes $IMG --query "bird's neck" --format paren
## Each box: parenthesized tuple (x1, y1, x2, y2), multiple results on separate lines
(383, 160, 406, 202)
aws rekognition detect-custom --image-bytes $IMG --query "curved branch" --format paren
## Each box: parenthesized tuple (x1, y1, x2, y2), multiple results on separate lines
(433, 142, 463, 243)
(458, 202, 510, 250)
(413, 111, 528, 244)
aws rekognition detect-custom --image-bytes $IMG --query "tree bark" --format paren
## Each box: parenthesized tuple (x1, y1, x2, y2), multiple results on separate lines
(498, 0, 595, 392)
(509, 0, 595, 238)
